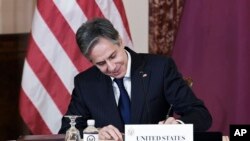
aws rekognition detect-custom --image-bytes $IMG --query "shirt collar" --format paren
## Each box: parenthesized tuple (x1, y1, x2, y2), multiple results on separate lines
(125, 50, 131, 78)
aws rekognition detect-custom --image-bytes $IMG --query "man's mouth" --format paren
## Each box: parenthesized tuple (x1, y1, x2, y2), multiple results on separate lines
(112, 68, 121, 76)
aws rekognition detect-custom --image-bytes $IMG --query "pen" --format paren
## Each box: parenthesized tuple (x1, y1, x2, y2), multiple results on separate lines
(164, 104, 173, 123)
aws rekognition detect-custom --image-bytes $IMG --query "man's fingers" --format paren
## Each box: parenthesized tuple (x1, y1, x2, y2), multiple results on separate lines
(108, 125, 123, 139)
(164, 117, 176, 124)
(158, 117, 179, 124)
(99, 129, 112, 140)
(98, 125, 123, 141)
(158, 120, 164, 124)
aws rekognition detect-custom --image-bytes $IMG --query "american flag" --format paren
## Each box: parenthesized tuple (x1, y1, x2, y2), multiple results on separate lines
(19, 0, 132, 134)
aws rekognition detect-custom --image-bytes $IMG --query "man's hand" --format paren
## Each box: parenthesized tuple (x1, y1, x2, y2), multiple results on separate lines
(98, 125, 123, 141)
(158, 117, 179, 124)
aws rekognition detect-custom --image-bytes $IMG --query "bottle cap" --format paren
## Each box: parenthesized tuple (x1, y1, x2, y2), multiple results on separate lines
(87, 119, 95, 126)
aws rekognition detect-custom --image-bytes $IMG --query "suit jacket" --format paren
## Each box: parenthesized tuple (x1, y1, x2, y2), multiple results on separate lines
(59, 47, 212, 134)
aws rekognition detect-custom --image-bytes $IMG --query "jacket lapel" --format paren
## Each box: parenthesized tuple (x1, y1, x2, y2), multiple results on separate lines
(126, 47, 151, 123)
(98, 74, 124, 127)
(130, 69, 151, 123)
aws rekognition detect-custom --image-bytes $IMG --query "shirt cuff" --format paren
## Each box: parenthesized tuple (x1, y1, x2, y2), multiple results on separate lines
(175, 119, 185, 124)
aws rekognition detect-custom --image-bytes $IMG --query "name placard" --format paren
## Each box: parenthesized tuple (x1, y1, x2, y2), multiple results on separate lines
(125, 124, 193, 141)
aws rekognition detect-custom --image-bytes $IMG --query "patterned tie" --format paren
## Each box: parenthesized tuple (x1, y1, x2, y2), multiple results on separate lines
(114, 78, 131, 124)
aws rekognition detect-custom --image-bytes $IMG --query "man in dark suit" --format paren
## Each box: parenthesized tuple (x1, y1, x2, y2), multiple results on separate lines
(59, 18, 212, 140)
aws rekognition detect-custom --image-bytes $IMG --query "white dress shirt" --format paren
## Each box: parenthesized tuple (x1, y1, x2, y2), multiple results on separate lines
(111, 50, 132, 105)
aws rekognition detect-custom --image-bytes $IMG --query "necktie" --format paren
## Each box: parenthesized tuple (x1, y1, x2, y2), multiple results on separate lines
(114, 78, 131, 124)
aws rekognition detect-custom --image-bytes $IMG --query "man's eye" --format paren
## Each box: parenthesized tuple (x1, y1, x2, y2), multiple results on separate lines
(97, 62, 105, 66)
(110, 55, 116, 59)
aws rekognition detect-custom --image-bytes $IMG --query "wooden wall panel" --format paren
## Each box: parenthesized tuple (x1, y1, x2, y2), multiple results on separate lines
(0, 33, 30, 140)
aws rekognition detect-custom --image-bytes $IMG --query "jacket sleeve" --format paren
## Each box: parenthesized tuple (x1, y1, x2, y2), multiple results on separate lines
(58, 76, 90, 135)
(163, 57, 212, 131)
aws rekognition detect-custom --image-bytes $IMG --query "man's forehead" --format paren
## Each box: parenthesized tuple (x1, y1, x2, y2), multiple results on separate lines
(90, 48, 117, 63)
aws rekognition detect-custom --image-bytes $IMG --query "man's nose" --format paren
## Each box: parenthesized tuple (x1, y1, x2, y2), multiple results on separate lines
(106, 61, 115, 71)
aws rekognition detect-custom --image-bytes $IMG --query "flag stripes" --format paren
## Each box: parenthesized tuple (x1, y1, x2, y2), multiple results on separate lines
(32, 7, 79, 94)
(76, 0, 104, 19)
(53, 0, 88, 33)
(20, 0, 132, 134)
(37, 0, 92, 72)
(20, 89, 51, 134)
(113, 0, 132, 38)
(21, 60, 62, 133)
(26, 37, 71, 113)
(95, 0, 133, 47)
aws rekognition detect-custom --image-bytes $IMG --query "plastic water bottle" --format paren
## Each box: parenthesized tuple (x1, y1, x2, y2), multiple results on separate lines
(83, 119, 99, 141)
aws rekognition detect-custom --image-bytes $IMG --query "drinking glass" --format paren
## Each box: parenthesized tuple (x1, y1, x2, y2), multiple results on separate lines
(64, 115, 81, 141)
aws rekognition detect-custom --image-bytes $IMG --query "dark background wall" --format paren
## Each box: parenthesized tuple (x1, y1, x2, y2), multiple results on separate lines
(0, 33, 29, 140)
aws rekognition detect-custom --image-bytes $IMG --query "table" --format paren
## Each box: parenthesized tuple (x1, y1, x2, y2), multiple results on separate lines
(17, 134, 111, 141)
(17, 134, 229, 141)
